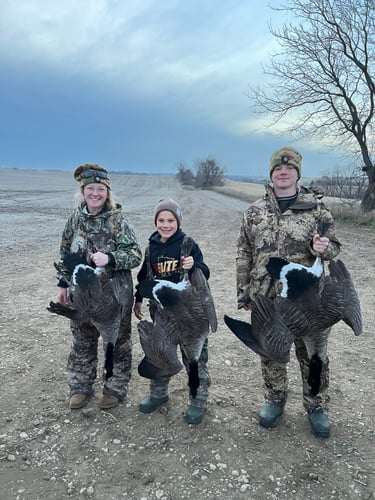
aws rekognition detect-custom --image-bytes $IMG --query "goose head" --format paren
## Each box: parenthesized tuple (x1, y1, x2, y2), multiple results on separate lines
(266, 256, 323, 299)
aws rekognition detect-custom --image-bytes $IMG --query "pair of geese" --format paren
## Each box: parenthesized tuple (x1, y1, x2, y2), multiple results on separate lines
(48, 239, 362, 398)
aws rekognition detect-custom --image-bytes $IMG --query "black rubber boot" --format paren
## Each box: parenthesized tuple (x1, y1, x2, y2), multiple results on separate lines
(259, 402, 284, 428)
(139, 396, 169, 414)
(308, 410, 330, 438)
(186, 405, 205, 424)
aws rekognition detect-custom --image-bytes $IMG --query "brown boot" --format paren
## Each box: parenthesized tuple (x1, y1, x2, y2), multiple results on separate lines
(69, 393, 90, 410)
(98, 394, 120, 409)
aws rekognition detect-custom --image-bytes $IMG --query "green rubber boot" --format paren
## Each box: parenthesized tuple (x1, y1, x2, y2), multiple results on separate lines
(308, 410, 330, 438)
(139, 396, 169, 414)
(259, 402, 284, 428)
(186, 405, 205, 424)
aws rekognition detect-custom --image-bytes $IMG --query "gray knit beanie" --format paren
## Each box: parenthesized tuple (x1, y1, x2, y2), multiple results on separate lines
(154, 198, 182, 228)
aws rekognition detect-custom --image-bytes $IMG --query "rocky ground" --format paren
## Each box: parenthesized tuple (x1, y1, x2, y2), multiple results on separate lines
(0, 169, 374, 500)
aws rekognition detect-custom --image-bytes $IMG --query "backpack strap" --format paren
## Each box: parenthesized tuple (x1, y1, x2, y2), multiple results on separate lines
(144, 244, 153, 280)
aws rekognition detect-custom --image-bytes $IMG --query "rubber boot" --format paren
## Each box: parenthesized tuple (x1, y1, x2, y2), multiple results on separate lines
(308, 410, 330, 438)
(259, 401, 284, 428)
(139, 379, 169, 414)
(139, 396, 169, 414)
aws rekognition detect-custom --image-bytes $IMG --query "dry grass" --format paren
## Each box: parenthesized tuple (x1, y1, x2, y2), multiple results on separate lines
(212, 179, 266, 203)
(214, 179, 375, 227)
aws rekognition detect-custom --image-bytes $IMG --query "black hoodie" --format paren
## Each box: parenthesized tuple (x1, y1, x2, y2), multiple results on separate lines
(135, 229, 210, 303)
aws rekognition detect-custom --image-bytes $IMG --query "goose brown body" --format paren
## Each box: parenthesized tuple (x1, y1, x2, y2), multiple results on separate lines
(225, 258, 362, 394)
(137, 263, 217, 395)
(48, 254, 133, 379)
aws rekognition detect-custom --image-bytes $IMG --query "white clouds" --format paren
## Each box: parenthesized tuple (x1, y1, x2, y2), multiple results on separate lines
(0, 1, 276, 109)
(3, 0, 343, 176)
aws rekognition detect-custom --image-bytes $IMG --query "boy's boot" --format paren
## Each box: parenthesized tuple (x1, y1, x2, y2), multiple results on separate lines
(139, 379, 169, 414)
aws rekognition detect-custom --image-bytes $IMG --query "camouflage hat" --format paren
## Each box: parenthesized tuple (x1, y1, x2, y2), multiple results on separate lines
(154, 198, 182, 228)
(73, 163, 111, 190)
(269, 146, 302, 179)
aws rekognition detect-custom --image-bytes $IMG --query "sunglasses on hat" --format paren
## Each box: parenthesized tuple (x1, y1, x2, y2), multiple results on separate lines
(81, 170, 109, 179)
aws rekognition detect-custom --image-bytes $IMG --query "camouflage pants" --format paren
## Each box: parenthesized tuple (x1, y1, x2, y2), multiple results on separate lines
(67, 314, 132, 400)
(261, 336, 330, 412)
(148, 339, 211, 409)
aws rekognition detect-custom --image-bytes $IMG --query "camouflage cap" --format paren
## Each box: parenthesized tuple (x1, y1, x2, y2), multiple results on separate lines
(154, 198, 182, 228)
(269, 146, 302, 179)
(73, 163, 111, 190)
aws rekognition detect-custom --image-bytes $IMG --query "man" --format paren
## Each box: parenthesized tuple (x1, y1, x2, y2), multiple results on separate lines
(236, 146, 340, 438)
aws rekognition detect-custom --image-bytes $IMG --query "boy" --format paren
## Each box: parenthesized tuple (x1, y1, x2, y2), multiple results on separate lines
(134, 198, 211, 424)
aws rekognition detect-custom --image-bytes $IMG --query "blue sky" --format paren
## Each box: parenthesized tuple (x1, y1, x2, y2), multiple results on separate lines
(0, 0, 344, 178)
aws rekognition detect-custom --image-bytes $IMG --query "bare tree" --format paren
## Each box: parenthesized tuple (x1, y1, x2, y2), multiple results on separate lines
(176, 162, 195, 186)
(317, 166, 368, 199)
(249, 0, 375, 212)
(194, 156, 225, 189)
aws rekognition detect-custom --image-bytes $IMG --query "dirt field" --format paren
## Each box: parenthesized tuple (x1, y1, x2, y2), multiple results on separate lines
(0, 169, 374, 500)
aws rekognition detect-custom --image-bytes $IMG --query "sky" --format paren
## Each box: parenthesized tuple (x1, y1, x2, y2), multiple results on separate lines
(0, 0, 345, 178)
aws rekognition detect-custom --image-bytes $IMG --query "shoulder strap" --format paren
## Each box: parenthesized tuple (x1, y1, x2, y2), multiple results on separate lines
(145, 244, 153, 279)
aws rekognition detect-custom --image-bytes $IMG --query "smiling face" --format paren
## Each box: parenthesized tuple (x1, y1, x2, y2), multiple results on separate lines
(82, 183, 109, 214)
(156, 210, 179, 242)
(271, 164, 299, 195)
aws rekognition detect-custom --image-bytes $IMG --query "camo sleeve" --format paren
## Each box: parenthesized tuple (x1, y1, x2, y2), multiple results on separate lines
(236, 211, 255, 309)
(55, 214, 76, 286)
(110, 214, 142, 270)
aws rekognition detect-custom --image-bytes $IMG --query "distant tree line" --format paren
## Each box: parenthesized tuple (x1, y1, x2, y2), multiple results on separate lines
(176, 156, 225, 189)
(316, 166, 368, 200)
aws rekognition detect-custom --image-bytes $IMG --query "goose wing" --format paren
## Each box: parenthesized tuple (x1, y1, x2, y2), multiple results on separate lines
(224, 295, 293, 363)
(71, 266, 122, 345)
(139, 275, 214, 345)
(47, 301, 82, 321)
(111, 269, 134, 317)
(224, 314, 271, 358)
(190, 268, 218, 332)
(325, 260, 362, 336)
(181, 236, 217, 332)
(253, 296, 294, 361)
(137, 310, 183, 379)
(274, 296, 317, 337)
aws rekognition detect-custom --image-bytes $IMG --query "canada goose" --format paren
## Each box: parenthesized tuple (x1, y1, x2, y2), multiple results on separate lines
(137, 240, 217, 397)
(47, 252, 133, 380)
(224, 257, 362, 396)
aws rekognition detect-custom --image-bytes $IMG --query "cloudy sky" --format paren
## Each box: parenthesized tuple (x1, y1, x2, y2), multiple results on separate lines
(0, 0, 344, 178)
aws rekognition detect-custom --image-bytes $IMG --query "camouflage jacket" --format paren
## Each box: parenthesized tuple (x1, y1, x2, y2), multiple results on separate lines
(236, 184, 341, 309)
(56, 202, 142, 286)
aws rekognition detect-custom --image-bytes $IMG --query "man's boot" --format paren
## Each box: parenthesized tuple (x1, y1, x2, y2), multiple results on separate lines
(259, 401, 284, 428)
(308, 409, 330, 438)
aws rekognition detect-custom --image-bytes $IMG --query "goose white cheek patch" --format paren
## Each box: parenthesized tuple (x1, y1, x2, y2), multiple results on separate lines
(152, 279, 189, 305)
(279, 257, 323, 298)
